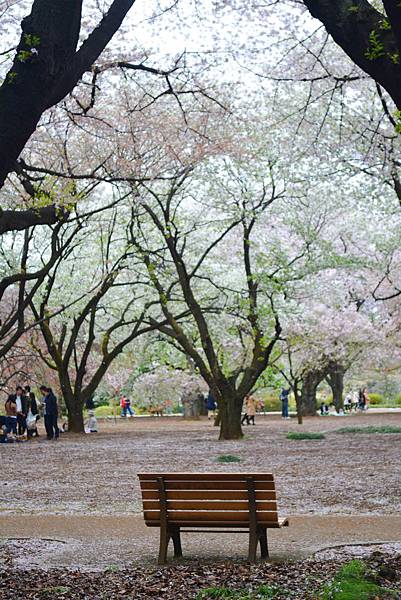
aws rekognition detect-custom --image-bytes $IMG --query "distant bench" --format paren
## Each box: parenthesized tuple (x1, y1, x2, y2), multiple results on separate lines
(138, 472, 289, 564)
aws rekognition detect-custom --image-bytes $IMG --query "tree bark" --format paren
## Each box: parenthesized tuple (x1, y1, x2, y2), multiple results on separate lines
(59, 373, 85, 433)
(303, 0, 401, 110)
(66, 401, 85, 433)
(301, 368, 327, 415)
(326, 362, 345, 412)
(0, 0, 136, 196)
(218, 394, 243, 440)
(293, 381, 303, 424)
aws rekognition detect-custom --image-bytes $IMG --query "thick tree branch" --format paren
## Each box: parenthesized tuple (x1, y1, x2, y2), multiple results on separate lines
(303, 0, 401, 109)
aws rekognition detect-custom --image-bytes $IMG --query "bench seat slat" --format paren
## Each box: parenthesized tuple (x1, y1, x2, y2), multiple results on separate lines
(142, 500, 278, 511)
(144, 519, 286, 528)
(138, 473, 274, 481)
(141, 490, 277, 501)
(140, 480, 276, 491)
(143, 510, 279, 522)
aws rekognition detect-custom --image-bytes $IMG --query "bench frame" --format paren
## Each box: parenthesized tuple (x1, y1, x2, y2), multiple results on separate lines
(138, 473, 288, 564)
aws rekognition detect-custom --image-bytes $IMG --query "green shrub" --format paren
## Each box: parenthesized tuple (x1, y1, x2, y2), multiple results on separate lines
(335, 425, 401, 434)
(395, 394, 401, 407)
(262, 395, 281, 412)
(94, 405, 114, 417)
(317, 559, 396, 599)
(286, 431, 325, 440)
(367, 393, 384, 405)
(216, 455, 241, 463)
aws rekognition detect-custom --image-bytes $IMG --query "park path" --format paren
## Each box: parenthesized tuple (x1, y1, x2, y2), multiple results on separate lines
(1, 514, 401, 570)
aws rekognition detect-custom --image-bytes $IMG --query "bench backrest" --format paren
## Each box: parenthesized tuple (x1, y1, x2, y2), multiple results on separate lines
(138, 473, 278, 527)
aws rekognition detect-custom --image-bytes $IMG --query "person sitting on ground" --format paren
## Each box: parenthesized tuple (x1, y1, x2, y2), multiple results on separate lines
(344, 392, 352, 413)
(320, 402, 329, 416)
(85, 410, 98, 433)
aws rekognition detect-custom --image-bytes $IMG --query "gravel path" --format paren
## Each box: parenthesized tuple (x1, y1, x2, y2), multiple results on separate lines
(1, 412, 400, 517)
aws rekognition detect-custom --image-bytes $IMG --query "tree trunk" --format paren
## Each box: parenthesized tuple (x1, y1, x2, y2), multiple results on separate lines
(326, 363, 345, 412)
(301, 368, 327, 416)
(67, 402, 85, 433)
(59, 376, 85, 433)
(293, 381, 303, 425)
(218, 394, 243, 440)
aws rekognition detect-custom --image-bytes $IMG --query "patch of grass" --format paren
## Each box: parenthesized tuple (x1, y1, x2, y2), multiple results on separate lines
(216, 454, 241, 463)
(196, 584, 282, 599)
(286, 431, 325, 440)
(104, 564, 120, 572)
(317, 559, 396, 599)
(41, 586, 70, 594)
(335, 426, 401, 435)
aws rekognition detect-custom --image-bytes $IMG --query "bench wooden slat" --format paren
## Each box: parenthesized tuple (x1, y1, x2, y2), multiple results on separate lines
(141, 489, 277, 501)
(144, 520, 285, 529)
(144, 510, 279, 523)
(138, 473, 274, 481)
(140, 480, 276, 491)
(142, 500, 278, 511)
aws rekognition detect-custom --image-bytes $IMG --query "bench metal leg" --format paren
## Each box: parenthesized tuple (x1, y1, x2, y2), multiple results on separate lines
(248, 526, 258, 562)
(259, 528, 269, 560)
(249, 527, 269, 562)
(158, 526, 182, 564)
(158, 524, 170, 565)
(171, 526, 183, 557)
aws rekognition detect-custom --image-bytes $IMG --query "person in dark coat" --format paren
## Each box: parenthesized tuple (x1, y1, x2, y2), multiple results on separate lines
(40, 385, 59, 440)
(85, 396, 95, 410)
(25, 385, 39, 438)
(280, 388, 290, 419)
(206, 390, 217, 420)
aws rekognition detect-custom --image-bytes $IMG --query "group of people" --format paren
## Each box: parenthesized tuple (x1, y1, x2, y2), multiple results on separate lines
(1, 384, 59, 443)
(320, 388, 370, 416)
(344, 388, 370, 412)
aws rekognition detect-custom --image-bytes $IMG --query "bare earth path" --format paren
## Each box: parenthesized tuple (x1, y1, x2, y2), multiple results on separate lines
(1, 412, 401, 569)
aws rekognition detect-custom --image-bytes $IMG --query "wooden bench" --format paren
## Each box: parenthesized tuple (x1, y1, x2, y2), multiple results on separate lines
(138, 472, 289, 564)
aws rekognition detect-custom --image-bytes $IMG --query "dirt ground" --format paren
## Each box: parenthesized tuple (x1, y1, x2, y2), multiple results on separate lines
(1, 413, 401, 597)
(1, 412, 400, 517)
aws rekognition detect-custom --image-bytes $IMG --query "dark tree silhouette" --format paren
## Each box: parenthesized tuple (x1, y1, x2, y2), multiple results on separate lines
(303, 0, 401, 109)
(0, 0, 136, 232)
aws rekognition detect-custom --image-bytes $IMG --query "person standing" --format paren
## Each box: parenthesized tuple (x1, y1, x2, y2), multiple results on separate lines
(206, 390, 217, 420)
(40, 386, 59, 440)
(4, 394, 17, 435)
(362, 388, 370, 410)
(280, 388, 290, 419)
(245, 394, 256, 425)
(10, 386, 28, 436)
(25, 385, 39, 438)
